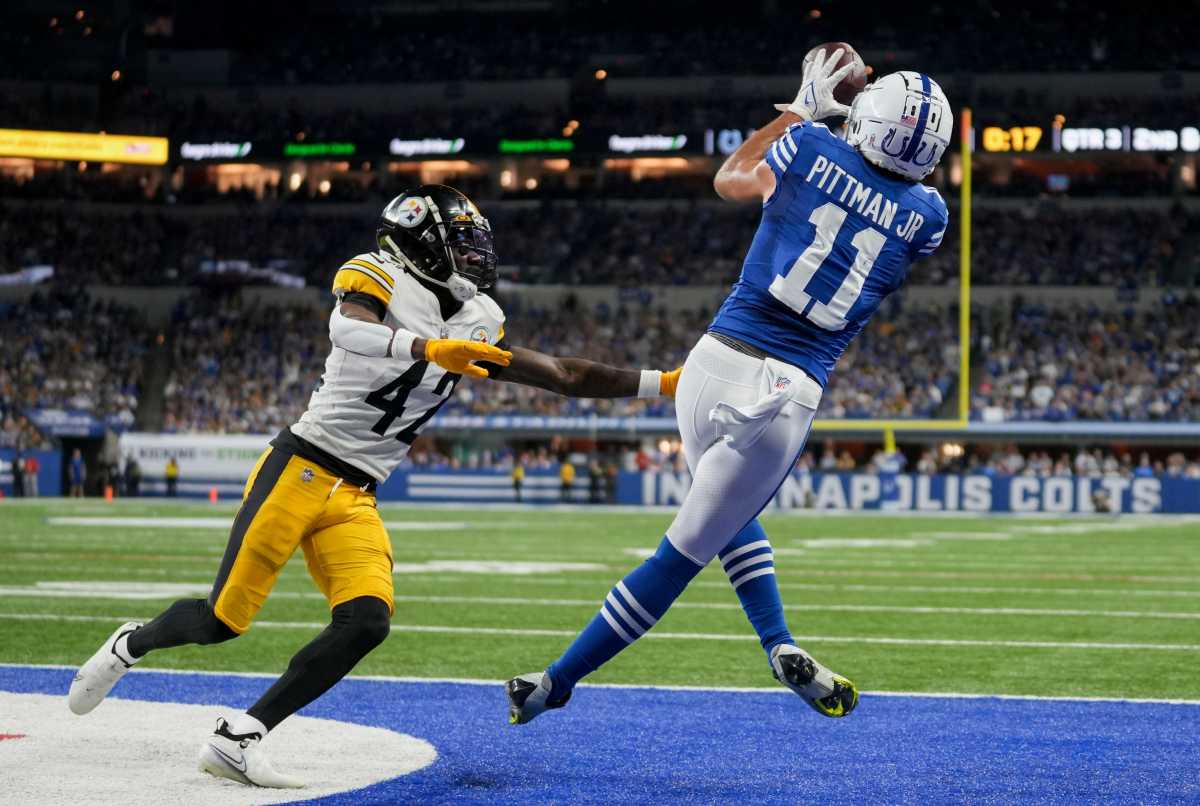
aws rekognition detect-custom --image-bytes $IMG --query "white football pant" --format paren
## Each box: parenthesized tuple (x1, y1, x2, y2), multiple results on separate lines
(665, 334, 822, 564)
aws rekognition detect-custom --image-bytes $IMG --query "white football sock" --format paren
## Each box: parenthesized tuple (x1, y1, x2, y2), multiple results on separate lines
(229, 713, 268, 739)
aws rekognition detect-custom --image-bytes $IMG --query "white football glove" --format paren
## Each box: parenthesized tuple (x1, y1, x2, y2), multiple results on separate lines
(774, 47, 855, 121)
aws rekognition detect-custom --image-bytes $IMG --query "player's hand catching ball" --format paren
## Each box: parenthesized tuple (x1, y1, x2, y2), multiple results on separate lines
(423, 338, 512, 378)
(660, 367, 683, 398)
(777, 46, 856, 121)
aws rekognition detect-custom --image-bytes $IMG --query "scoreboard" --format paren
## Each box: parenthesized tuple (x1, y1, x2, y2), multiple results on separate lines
(978, 123, 1200, 154)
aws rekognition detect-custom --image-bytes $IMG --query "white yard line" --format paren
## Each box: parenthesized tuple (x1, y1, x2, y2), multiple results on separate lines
(5, 586, 1199, 620)
(4, 662, 1199, 706)
(4, 611, 1200, 652)
(508, 575, 1200, 599)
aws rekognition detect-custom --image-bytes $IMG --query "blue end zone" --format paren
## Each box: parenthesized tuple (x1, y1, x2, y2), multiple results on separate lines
(4, 665, 1198, 804)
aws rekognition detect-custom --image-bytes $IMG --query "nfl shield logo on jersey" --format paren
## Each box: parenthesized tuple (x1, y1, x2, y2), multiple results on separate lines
(300, 467, 315, 483)
(774, 376, 793, 391)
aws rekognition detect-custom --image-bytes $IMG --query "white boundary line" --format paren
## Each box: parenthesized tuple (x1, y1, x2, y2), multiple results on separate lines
(3, 662, 1198, 707)
(4, 612, 1200, 652)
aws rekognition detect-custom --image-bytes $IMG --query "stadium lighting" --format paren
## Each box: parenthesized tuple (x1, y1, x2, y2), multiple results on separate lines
(318, 179, 331, 194)
(594, 69, 607, 80)
(524, 177, 538, 190)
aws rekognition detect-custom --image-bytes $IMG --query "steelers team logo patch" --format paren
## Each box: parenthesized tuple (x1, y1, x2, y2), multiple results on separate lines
(470, 326, 489, 343)
(394, 196, 428, 228)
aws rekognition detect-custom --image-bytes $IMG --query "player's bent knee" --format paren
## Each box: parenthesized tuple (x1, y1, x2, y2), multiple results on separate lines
(200, 605, 240, 645)
(336, 595, 391, 651)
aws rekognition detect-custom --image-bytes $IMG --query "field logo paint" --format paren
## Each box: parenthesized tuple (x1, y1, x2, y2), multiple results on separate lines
(0, 692, 435, 806)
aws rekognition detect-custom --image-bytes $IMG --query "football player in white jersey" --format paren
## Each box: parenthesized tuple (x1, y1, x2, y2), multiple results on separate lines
(68, 185, 682, 788)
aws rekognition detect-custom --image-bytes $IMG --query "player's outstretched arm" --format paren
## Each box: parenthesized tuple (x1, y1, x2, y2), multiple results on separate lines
(488, 345, 680, 399)
(712, 113, 798, 202)
(715, 46, 853, 203)
(333, 299, 512, 378)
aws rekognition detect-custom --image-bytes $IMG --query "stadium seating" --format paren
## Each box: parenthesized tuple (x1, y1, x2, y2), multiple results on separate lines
(4, 202, 1195, 288)
(0, 291, 146, 447)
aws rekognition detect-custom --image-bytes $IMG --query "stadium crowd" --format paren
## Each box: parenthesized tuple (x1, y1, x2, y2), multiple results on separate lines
(3, 202, 1194, 289)
(0, 290, 146, 449)
(971, 295, 1200, 421)
(2, 286, 1195, 441)
(161, 295, 328, 434)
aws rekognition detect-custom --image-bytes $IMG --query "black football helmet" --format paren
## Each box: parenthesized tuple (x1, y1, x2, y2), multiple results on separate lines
(377, 184, 498, 301)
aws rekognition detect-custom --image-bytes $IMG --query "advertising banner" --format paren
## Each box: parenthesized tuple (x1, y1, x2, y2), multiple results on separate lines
(635, 471, 1195, 514)
(117, 433, 269, 496)
(107, 434, 1200, 513)
(0, 128, 169, 165)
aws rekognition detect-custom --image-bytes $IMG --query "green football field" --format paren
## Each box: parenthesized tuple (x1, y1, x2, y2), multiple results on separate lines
(1, 499, 1197, 700)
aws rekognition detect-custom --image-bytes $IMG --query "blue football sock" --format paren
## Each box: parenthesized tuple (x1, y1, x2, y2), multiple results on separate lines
(719, 519, 793, 658)
(546, 536, 702, 700)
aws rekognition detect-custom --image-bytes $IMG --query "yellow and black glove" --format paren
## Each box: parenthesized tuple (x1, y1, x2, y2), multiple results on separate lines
(424, 339, 513, 379)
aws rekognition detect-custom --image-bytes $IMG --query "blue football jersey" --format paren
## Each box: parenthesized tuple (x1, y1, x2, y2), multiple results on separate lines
(709, 121, 949, 386)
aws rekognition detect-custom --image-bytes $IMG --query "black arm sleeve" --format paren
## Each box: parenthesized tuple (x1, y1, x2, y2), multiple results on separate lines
(474, 336, 511, 380)
(339, 291, 387, 321)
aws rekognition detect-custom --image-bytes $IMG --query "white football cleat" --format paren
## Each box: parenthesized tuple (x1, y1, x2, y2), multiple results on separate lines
(68, 621, 142, 715)
(769, 644, 859, 718)
(198, 718, 304, 789)
(505, 671, 571, 725)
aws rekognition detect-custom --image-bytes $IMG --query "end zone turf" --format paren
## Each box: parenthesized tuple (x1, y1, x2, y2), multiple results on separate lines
(2, 665, 1198, 805)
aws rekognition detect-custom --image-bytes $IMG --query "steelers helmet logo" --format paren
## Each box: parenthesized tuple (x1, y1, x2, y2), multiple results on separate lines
(470, 326, 489, 343)
(392, 196, 428, 228)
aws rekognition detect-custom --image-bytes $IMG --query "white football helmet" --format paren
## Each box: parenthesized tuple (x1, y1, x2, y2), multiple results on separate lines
(846, 71, 952, 181)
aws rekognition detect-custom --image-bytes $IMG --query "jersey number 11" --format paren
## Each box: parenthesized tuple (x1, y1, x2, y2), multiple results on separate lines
(768, 201, 887, 332)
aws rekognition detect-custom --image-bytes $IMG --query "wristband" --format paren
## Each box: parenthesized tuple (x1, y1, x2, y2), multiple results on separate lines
(637, 369, 663, 399)
(388, 329, 416, 361)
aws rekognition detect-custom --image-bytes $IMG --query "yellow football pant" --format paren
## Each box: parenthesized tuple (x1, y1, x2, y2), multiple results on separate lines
(209, 447, 394, 634)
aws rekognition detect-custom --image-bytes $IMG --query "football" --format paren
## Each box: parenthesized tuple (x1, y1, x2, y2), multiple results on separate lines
(804, 41, 869, 105)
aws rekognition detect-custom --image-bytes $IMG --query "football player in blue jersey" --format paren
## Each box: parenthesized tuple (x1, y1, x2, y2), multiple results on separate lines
(507, 49, 952, 724)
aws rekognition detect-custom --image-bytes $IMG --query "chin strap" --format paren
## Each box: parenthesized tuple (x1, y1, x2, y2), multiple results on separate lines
(382, 235, 478, 301)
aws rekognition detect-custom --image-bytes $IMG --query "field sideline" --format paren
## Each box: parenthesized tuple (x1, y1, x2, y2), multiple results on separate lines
(2, 499, 1198, 700)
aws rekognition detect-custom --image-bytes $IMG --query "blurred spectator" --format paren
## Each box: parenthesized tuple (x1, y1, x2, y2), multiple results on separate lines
(69, 449, 85, 497)
(165, 457, 179, 497)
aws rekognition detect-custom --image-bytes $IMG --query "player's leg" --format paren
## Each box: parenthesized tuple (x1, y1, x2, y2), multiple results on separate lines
(69, 447, 317, 717)
(199, 466, 386, 788)
(511, 338, 826, 720)
(510, 414, 810, 723)
(717, 518, 794, 656)
(238, 485, 393, 733)
(670, 348, 796, 662)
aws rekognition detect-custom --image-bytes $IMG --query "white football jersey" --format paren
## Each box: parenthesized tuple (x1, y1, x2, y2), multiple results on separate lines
(291, 251, 505, 481)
